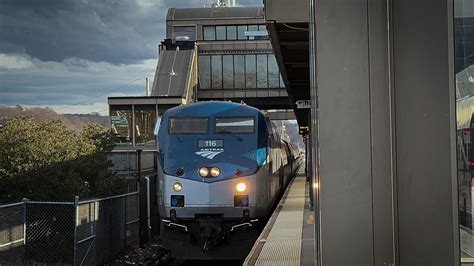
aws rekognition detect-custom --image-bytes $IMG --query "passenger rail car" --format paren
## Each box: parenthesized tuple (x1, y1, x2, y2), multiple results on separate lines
(155, 101, 300, 259)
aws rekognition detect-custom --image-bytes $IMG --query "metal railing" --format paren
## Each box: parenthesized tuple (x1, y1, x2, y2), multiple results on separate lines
(0, 192, 139, 265)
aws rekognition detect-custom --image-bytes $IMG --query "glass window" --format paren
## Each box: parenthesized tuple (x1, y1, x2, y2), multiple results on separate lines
(238, 25, 247, 40)
(216, 26, 226, 40)
(227, 26, 237, 40)
(199, 55, 211, 89)
(134, 105, 157, 146)
(203, 26, 215, 40)
(247, 25, 259, 40)
(280, 74, 285, 88)
(215, 117, 255, 134)
(246, 25, 263, 40)
(268, 54, 280, 88)
(211, 55, 222, 89)
(257, 54, 268, 88)
(169, 117, 208, 134)
(173, 26, 196, 40)
(248, 25, 259, 32)
(223, 55, 234, 89)
(234, 55, 245, 88)
(245, 55, 256, 88)
(110, 106, 133, 146)
(257, 24, 269, 40)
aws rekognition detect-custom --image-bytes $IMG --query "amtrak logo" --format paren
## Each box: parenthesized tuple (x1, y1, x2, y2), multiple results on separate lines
(195, 149, 224, 159)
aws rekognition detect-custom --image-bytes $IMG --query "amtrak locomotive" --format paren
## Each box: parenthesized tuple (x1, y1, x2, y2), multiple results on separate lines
(156, 101, 300, 259)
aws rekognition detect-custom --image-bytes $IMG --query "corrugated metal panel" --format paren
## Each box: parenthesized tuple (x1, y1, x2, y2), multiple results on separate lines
(254, 177, 306, 266)
(151, 49, 194, 97)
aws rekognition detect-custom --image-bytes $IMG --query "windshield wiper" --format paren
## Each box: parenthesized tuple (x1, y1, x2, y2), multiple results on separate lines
(217, 130, 243, 142)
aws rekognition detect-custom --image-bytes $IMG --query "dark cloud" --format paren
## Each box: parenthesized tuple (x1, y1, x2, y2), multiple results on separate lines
(0, 0, 261, 64)
(0, 0, 261, 112)
(0, 0, 168, 64)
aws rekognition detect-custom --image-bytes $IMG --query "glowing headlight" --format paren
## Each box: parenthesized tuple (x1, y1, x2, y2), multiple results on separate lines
(236, 182, 247, 192)
(210, 167, 220, 177)
(173, 182, 183, 192)
(199, 167, 209, 177)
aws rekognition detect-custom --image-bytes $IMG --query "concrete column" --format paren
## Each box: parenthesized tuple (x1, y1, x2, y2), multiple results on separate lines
(392, 0, 458, 265)
(311, 0, 457, 265)
(313, 0, 380, 264)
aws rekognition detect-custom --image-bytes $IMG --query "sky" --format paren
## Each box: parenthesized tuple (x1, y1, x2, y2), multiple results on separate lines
(0, 0, 262, 115)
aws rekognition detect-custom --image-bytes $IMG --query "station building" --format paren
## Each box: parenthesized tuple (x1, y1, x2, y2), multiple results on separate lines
(107, 6, 295, 178)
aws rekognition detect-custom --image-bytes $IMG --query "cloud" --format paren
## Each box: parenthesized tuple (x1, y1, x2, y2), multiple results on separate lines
(0, 0, 166, 64)
(0, 53, 156, 109)
(0, 0, 262, 113)
(0, 0, 261, 64)
(0, 54, 34, 69)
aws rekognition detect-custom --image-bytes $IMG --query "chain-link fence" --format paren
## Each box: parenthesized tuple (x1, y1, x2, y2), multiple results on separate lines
(0, 192, 139, 265)
(75, 192, 140, 265)
(0, 201, 26, 265)
(26, 201, 75, 264)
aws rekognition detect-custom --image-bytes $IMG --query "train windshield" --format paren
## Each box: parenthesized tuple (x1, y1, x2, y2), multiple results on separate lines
(215, 117, 255, 134)
(169, 117, 208, 134)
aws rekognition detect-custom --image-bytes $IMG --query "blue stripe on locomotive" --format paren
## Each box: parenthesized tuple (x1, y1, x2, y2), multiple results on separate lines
(157, 102, 269, 183)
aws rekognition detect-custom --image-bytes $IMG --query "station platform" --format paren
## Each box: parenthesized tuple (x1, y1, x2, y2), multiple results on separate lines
(244, 170, 315, 265)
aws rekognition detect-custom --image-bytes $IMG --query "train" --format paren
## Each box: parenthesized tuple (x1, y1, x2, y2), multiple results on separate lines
(155, 101, 300, 259)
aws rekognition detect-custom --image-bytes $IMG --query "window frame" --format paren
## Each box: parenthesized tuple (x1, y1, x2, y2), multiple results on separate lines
(203, 26, 216, 41)
(214, 116, 256, 134)
(168, 116, 209, 135)
(172, 25, 197, 41)
(197, 52, 284, 90)
(201, 24, 267, 41)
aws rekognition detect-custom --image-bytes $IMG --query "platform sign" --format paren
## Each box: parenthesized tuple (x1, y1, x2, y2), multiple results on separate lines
(296, 100, 311, 109)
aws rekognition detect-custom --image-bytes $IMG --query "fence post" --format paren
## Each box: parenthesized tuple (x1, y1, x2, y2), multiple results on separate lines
(73, 196, 79, 266)
(22, 198, 28, 262)
(124, 194, 127, 249)
(144, 176, 151, 241)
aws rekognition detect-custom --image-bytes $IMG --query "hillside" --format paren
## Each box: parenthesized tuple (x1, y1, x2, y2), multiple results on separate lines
(0, 106, 110, 132)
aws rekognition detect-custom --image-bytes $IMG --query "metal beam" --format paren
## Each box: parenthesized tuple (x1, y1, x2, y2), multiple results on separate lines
(267, 110, 296, 120)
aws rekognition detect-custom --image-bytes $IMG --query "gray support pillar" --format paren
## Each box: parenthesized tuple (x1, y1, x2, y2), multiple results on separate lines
(392, 0, 458, 265)
(314, 0, 377, 264)
(312, 0, 458, 265)
(367, 0, 395, 265)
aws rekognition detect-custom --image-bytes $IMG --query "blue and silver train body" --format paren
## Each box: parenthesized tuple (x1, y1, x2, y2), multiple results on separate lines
(156, 101, 299, 259)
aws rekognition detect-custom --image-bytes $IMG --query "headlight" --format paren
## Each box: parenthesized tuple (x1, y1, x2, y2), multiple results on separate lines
(199, 167, 209, 177)
(173, 182, 183, 192)
(210, 167, 220, 177)
(236, 182, 246, 192)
